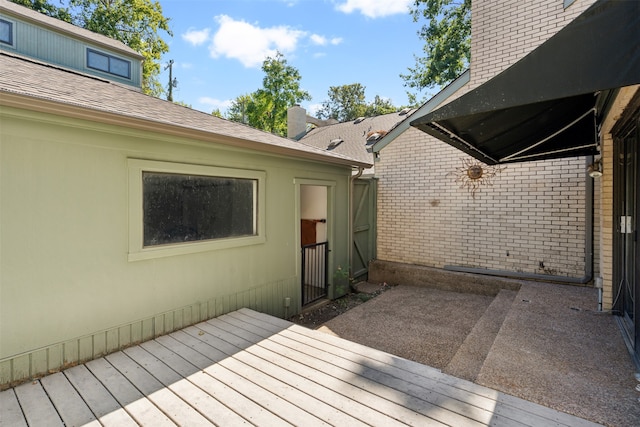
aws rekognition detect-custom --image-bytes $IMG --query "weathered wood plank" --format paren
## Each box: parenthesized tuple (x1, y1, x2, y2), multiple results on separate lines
(203, 360, 331, 426)
(105, 351, 213, 426)
(228, 343, 408, 427)
(85, 357, 175, 426)
(0, 388, 28, 427)
(193, 316, 449, 426)
(217, 312, 485, 427)
(161, 337, 293, 427)
(13, 381, 64, 427)
(64, 364, 138, 427)
(240, 308, 599, 427)
(40, 372, 100, 427)
(222, 352, 373, 427)
(137, 340, 252, 426)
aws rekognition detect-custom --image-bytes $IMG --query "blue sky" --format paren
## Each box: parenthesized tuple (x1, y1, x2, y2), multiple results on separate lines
(156, 0, 427, 115)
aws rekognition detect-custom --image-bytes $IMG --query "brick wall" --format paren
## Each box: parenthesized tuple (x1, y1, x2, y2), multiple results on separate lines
(469, 0, 595, 89)
(376, 0, 599, 279)
(377, 127, 589, 277)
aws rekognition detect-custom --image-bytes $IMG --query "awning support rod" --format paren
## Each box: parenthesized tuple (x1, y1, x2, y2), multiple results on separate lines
(504, 142, 598, 162)
(500, 107, 596, 162)
(429, 122, 499, 164)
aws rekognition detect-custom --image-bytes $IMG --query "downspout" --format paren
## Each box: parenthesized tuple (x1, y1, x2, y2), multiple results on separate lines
(446, 157, 595, 285)
(349, 167, 365, 282)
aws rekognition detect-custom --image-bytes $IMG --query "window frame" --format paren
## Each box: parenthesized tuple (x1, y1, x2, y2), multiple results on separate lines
(87, 48, 131, 79)
(128, 159, 266, 261)
(0, 18, 15, 47)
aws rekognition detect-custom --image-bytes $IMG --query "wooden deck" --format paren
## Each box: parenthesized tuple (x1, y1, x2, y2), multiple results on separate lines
(0, 308, 600, 426)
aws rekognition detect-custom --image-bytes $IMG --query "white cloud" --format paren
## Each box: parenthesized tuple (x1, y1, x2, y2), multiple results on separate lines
(306, 103, 323, 116)
(181, 28, 211, 46)
(310, 34, 343, 46)
(198, 96, 233, 111)
(336, 0, 412, 18)
(209, 15, 306, 68)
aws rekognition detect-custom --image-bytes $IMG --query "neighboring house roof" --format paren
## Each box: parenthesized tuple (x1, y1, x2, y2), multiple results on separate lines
(298, 110, 416, 165)
(372, 70, 470, 154)
(0, 0, 142, 59)
(0, 52, 372, 168)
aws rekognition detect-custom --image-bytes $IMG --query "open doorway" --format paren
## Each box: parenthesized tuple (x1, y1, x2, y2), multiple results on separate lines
(300, 185, 328, 306)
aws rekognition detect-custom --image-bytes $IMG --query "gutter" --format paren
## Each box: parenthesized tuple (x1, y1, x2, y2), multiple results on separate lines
(446, 157, 595, 285)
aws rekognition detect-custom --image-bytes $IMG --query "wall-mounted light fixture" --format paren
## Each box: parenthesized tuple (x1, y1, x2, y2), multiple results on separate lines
(587, 159, 603, 178)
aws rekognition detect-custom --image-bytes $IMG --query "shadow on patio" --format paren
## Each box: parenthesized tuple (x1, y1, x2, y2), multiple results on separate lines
(318, 281, 640, 426)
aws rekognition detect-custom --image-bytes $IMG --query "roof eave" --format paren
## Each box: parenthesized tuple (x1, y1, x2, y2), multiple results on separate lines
(372, 69, 471, 154)
(0, 91, 372, 169)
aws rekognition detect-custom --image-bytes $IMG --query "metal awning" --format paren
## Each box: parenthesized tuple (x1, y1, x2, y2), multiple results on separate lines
(410, 0, 640, 164)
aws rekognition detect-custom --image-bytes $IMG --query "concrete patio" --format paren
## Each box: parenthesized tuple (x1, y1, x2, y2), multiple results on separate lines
(319, 280, 640, 426)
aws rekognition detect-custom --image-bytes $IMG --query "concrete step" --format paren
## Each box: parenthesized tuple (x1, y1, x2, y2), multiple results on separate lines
(443, 288, 518, 381)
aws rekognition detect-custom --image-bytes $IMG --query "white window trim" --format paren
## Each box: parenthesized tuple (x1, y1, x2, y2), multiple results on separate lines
(128, 159, 266, 261)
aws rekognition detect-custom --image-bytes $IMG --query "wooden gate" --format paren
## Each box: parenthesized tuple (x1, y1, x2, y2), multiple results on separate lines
(352, 178, 377, 281)
(301, 241, 329, 306)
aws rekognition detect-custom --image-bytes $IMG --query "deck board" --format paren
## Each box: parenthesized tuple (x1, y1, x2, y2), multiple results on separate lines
(64, 364, 139, 427)
(13, 380, 64, 427)
(0, 388, 29, 427)
(40, 372, 100, 427)
(3, 308, 601, 427)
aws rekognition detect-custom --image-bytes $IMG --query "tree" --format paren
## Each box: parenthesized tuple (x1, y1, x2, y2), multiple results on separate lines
(226, 94, 254, 124)
(317, 84, 399, 122)
(11, 0, 172, 97)
(317, 83, 367, 122)
(364, 95, 398, 117)
(10, 0, 72, 21)
(226, 53, 310, 136)
(401, 0, 471, 93)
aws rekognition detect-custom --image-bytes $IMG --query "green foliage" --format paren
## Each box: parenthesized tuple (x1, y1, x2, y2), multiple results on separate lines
(11, 0, 172, 97)
(70, 0, 172, 97)
(317, 84, 399, 122)
(226, 53, 310, 136)
(10, 0, 72, 21)
(401, 0, 471, 93)
(210, 108, 223, 118)
(364, 95, 398, 117)
(172, 100, 192, 108)
(226, 94, 254, 124)
(317, 83, 367, 122)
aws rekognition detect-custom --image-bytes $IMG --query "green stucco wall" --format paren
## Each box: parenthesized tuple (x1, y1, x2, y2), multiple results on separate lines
(0, 106, 352, 387)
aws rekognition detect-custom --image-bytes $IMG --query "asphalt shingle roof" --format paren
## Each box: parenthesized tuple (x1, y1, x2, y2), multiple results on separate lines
(0, 52, 370, 168)
(298, 110, 416, 164)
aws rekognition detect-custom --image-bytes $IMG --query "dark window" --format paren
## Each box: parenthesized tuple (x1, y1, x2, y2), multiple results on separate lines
(0, 19, 13, 46)
(87, 49, 131, 79)
(142, 172, 257, 247)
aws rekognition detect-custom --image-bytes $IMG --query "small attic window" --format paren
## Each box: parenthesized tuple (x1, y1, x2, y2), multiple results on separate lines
(399, 108, 411, 116)
(354, 117, 365, 124)
(327, 138, 343, 150)
(87, 48, 131, 79)
(0, 19, 14, 46)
